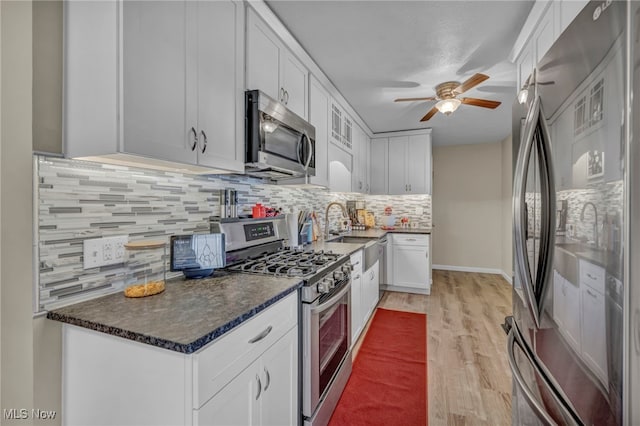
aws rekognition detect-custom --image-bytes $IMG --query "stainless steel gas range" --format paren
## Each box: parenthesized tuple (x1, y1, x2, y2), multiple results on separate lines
(212, 216, 352, 426)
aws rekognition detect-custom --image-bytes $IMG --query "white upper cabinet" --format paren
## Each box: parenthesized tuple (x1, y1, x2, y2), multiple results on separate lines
(328, 143, 352, 193)
(513, 0, 589, 89)
(123, 1, 243, 171)
(351, 123, 369, 193)
(246, 7, 308, 120)
(65, 0, 244, 173)
(308, 75, 330, 187)
(387, 132, 432, 195)
(370, 138, 389, 195)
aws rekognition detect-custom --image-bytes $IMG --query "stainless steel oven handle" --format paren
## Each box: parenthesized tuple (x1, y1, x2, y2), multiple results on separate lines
(507, 330, 556, 426)
(310, 281, 351, 315)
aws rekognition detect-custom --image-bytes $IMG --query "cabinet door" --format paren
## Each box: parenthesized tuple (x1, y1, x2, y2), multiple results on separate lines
(370, 139, 388, 194)
(407, 134, 430, 194)
(351, 270, 363, 346)
(392, 245, 428, 290)
(260, 329, 298, 426)
(246, 8, 281, 102)
(563, 279, 581, 351)
(364, 262, 379, 321)
(196, 0, 243, 170)
(309, 76, 329, 187)
(533, 5, 556, 64)
(581, 286, 608, 384)
(281, 52, 308, 119)
(195, 360, 259, 426)
(388, 136, 408, 194)
(351, 124, 363, 192)
(122, 1, 197, 164)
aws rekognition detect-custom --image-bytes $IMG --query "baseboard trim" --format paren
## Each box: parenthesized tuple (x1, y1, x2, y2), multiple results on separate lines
(432, 264, 514, 285)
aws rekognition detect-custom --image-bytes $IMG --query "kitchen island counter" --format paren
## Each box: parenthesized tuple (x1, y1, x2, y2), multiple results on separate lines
(47, 272, 302, 354)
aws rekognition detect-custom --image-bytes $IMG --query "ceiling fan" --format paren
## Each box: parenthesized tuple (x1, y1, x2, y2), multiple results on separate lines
(394, 73, 501, 122)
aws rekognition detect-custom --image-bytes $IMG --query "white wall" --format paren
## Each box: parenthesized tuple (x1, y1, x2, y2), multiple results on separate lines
(432, 141, 509, 275)
(1, 1, 36, 422)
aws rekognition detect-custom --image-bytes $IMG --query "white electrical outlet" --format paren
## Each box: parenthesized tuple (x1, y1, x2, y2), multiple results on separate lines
(83, 236, 129, 269)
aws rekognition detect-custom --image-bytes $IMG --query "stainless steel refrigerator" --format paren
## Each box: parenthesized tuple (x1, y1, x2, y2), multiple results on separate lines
(508, 1, 639, 424)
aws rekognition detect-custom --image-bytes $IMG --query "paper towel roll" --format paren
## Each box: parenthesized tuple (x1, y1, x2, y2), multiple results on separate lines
(286, 211, 300, 248)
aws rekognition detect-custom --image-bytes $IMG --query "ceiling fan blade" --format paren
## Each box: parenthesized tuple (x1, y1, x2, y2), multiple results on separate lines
(420, 107, 438, 122)
(454, 73, 490, 94)
(461, 97, 501, 109)
(394, 96, 437, 102)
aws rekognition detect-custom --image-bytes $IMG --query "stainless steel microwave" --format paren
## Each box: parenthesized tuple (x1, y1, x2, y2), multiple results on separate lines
(245, 90, 316, 180)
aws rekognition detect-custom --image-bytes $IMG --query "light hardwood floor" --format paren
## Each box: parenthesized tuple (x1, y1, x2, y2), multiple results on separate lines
(357, 270, 513, 425)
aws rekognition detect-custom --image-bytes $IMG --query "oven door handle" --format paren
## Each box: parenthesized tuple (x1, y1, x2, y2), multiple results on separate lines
(310, 282, 351, 315)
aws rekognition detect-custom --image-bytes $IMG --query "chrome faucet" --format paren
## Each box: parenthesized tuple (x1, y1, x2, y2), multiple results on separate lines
(580, 202, 599, 248)
(324, 202, 348, 240)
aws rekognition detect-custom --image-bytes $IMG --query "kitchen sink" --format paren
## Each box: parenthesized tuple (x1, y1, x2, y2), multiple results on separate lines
(328, 236, 380, 270)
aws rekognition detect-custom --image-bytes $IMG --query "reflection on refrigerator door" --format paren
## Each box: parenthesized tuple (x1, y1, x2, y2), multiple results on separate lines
(508, 327, 578, 426)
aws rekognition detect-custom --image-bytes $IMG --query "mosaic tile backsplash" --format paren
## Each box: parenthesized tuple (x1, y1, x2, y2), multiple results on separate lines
(37, 156, 432, 310)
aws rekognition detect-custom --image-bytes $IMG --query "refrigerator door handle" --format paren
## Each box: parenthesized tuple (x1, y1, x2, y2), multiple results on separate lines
(513, 96, 556, 328)
(507, 329, 557, 426)
(513, 97, 541, 327)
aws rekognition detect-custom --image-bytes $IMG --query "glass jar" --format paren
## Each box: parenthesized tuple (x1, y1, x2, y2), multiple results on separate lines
(124, 240, 167, 298)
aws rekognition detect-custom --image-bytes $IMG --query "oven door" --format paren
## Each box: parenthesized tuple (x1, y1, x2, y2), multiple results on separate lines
(303, 281, 351, 420)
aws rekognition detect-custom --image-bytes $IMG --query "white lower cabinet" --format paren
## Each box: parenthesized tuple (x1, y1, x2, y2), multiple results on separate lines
(195, 327, 298, 426)
(362, 261, 380, 323)
(553, 271, 581, 351)
(388, 234, 431, 294)
(62, 293, 298, 425)
(351, 250, 380, 347)
(350, 250, 364, 346)
(579, 260, 608, 386)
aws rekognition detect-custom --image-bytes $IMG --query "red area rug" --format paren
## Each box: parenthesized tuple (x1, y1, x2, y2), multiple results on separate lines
(328, 308, 427, 426)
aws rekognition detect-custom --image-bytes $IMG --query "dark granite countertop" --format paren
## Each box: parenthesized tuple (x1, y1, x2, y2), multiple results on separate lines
(47, 272, 302, 354)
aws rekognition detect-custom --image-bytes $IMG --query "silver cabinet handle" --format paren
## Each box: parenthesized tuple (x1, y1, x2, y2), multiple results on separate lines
(405, 184, 408, 191)
(354, 275, 361, 279)
(284, 90, 289, 105)
(366, 184, 370, 192)
(587, 273, 597, 280)
(200, 130, 208, 154)
(586, 289, 597, 298)
(255, 375, 262, 400)
(409, 184, 412, 191)
(359, 181, 363, 190)
(280, 87, 285, 103)
(248, 325, 273, 344)
(263, 367, 271, 391)
(190, 127, 197, 151)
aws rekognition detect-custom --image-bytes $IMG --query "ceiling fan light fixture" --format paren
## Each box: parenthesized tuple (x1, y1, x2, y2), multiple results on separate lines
(435, 98, 461, 115)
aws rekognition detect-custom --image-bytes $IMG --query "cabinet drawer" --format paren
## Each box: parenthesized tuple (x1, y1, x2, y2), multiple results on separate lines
(350, 249, 363, 273)
(579, 260, 605, 294)
(193, 292, 298, 408)
(391, 233, 429, 246)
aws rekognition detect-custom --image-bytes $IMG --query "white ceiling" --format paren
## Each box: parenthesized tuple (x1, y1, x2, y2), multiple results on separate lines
(265, 0, 534, 146)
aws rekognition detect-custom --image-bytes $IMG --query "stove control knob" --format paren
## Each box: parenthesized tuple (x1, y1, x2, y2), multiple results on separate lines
(341, 265, 351, 275)
(317, 280, 331, 294)
(328, 278, 337, 289)
(333, 271, 344, 281)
